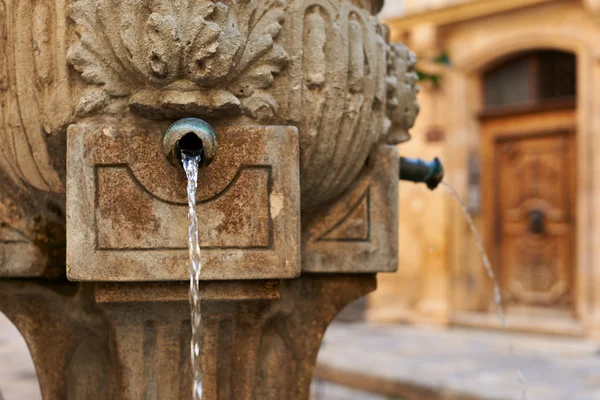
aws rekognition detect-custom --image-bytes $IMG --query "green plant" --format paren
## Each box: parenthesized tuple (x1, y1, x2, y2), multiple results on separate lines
(416, 51, 451, 89)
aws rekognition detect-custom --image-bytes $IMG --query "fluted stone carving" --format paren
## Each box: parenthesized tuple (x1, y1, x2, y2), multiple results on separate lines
(0, 0, 71, 193)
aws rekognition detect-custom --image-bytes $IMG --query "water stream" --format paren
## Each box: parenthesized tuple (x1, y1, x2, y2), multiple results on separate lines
(183, 152, 204, 400)
(441, 182, 526, 399)
(441, 182, 506, 326)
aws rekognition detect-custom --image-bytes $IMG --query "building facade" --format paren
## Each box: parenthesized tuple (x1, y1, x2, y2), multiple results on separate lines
(369, 0, 600, 339)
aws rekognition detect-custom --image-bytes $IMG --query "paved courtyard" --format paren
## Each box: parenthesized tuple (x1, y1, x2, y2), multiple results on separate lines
(316, 323, 600, 400)
(310, 381, 390, 400)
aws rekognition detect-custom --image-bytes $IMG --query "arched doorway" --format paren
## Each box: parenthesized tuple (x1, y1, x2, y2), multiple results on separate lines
(479, 50, 577, 322)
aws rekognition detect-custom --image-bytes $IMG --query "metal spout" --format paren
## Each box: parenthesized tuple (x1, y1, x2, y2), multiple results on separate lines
(399, 157, 444, 190)
(163, 118, 218, 168)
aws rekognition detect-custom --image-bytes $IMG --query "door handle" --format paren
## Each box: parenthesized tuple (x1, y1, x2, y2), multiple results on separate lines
(528, 209, 545, 235)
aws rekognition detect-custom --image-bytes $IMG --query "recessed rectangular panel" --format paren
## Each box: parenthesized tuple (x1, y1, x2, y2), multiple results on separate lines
(67, 121, 300, 282)
(301, 145, 399, 273)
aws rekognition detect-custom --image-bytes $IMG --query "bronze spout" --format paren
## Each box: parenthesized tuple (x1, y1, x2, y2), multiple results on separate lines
(399, 157, 444, 190)
(163, 118, 218, 168)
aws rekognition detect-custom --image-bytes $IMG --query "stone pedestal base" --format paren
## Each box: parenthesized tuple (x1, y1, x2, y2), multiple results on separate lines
(0, 275, 375, 400)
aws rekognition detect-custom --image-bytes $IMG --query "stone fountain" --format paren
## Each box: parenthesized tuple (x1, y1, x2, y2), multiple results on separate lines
(0, 0, 424, 398)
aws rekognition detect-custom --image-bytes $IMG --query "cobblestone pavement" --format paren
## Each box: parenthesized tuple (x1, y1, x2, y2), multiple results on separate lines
(316, 323, 600, 400)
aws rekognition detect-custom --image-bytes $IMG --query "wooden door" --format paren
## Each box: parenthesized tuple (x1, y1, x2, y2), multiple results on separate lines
(494, 130, 575, 312)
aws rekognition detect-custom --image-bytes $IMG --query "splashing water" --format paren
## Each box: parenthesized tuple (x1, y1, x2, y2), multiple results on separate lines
(183, 152, 203, 400)
(441, 181, 527, 399)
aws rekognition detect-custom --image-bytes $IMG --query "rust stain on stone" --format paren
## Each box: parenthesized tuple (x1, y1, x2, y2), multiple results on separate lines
(97, 168, 160, 240)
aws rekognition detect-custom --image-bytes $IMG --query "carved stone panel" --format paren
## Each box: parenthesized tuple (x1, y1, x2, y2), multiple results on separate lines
(67, 0, 289, 121)
(67, 120, 300, 281)
(288, 1, 390, 210)
(301, 145, 399, 273)
(0, 0, 71, 193)
(94, 281, 281, 400)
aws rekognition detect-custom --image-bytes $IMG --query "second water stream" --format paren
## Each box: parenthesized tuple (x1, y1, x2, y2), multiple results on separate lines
(442, 181, 527, 399)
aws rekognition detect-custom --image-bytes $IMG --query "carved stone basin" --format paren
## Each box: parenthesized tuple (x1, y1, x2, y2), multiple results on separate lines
(1, 0, 417, 213)
(0, 0, 418, 398)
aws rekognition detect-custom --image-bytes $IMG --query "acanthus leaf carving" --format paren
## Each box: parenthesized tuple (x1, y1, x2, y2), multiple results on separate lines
(67, 0, 289, 120)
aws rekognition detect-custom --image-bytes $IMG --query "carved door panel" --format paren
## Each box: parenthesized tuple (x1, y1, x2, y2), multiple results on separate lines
(495, 132, 574, 310)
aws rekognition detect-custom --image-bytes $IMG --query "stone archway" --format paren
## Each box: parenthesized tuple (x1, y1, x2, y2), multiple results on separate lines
(0, 312, 41, 400)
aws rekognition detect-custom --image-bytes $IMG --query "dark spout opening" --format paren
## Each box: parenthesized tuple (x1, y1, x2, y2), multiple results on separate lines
(163, 118, 218, 169)
(177, 132, 204, 160)
(399, 157, 444, 190)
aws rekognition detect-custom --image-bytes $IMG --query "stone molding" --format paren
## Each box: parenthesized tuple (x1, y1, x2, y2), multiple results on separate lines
(384, 0, 559, 32)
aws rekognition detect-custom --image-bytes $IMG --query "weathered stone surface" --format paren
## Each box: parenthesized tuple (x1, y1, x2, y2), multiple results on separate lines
(0, 281, 116, 400)
(67, 120, 300, 281)
(67, 0, 289, 121)
(62, 0, 415, 210)
(302, 145, 399, 273)
(0, 0, 70, 278)
(0, 0, 417, 399)
(384, 43, 420, 144)
(286, 1, 392, 209)
(254, 274, 377, 399)
(0, 0, 71, 194)
(93, 275, 374, 400)
(0, 177, 67, 279)
(65, 0, 413, 210)
(95, 281, 285, 400)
